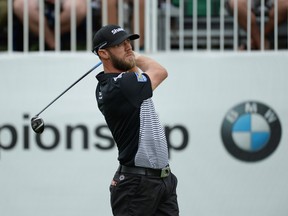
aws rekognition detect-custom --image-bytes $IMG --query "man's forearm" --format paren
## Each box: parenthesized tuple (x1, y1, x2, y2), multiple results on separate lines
(134, 52, 168, 90)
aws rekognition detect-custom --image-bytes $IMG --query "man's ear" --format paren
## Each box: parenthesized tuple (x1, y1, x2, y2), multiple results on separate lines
(98, 49, 109, 60)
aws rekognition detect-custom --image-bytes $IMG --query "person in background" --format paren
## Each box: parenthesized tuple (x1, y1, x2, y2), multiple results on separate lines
(13, 0, 87, 50)
(0, 0, 7, 28)
(226, 0, 288, 50)
(105, 0, 145, 49)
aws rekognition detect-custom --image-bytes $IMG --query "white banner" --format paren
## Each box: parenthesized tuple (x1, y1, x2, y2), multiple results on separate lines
(0, 52, 287, 216)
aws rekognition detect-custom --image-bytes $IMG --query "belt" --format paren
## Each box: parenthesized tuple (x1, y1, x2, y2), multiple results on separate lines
(118, 165, 171, 178)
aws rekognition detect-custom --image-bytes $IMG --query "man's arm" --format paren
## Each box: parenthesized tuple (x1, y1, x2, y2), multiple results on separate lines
(133, 52, 168, 91)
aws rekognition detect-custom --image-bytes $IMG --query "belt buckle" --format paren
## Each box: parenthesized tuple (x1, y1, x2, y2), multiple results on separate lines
(160, 167, 170, 178)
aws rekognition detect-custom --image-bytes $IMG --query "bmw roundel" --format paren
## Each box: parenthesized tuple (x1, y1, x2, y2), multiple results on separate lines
(221, 101, 282, 162)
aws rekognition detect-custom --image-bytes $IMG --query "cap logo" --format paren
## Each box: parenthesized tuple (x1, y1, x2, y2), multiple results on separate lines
(111, 27, 124, 35)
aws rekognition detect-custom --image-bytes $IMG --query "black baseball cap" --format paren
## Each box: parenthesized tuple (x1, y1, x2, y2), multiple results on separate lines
(92, 24, 140, 55)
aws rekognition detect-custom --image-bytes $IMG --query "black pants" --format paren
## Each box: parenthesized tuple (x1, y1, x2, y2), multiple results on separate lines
(109, 170, 179, 216)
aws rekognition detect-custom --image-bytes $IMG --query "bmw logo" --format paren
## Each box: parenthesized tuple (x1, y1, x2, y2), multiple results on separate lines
(221, 101, 282, 162)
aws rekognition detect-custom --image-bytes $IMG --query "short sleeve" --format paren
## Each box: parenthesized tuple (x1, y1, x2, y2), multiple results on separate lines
(118, 72, 152, 108)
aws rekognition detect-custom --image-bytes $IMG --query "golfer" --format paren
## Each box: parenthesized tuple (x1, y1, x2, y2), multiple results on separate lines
(92, 24, 179, 216)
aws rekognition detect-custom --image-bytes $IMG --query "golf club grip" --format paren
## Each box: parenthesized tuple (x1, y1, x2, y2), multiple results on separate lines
(36, 61, 102, 117)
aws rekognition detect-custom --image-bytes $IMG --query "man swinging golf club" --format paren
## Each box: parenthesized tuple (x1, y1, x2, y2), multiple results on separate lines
(92, 24, 179, 216)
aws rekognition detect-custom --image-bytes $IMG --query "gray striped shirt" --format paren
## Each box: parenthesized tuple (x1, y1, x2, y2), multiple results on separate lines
(135, 98, 169, 169)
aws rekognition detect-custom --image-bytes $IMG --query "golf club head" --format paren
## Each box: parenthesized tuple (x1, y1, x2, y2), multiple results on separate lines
(31, 116, 45, 134)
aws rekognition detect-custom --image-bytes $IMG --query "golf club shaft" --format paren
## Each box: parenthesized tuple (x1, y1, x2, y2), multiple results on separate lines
(36, 62, 102, 117)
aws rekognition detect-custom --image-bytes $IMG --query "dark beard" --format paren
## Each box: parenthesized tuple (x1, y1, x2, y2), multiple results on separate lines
(108, 50, 136, 71)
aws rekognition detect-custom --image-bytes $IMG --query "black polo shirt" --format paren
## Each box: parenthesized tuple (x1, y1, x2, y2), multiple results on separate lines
(95, 71, 169, 169)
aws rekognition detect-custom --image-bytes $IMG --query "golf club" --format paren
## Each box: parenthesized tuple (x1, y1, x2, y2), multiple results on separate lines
(31, 61, 102, 134)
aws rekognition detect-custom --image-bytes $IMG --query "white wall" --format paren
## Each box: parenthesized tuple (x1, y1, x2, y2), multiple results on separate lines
(0, 52, 287, 216)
